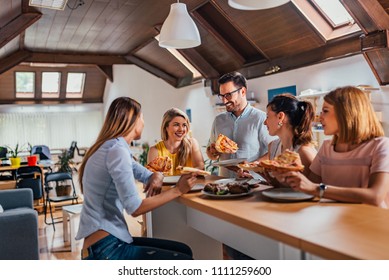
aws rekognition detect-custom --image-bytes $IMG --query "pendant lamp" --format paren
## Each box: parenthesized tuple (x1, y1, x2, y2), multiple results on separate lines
(159, 1, 201, 49)
(228, 0, 290, 10)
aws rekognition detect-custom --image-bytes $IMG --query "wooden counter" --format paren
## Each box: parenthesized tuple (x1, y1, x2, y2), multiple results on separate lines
(147, 175, 389, 260)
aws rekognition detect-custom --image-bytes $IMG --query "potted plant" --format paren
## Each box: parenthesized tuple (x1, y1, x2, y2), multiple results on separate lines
(6, 144, 23, 167)
(26, 143, 38, 166)
(54, 150, 75, 196)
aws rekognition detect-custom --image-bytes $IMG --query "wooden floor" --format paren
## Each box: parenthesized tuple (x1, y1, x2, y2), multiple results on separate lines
(38, 174, 144, 260)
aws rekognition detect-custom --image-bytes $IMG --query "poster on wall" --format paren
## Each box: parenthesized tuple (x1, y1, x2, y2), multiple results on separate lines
(267, 85, 297, 101)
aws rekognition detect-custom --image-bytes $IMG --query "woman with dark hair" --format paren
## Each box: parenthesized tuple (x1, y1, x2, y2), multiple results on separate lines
(240, 93, 317, 179)
(76, 97, 198, 260)
(148, 108, 204, 176)
(264, 93, 317, 176)
(275, 86, 389, 207)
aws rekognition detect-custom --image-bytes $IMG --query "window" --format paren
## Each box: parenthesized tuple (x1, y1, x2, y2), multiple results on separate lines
(42, 72, 61, 98)
(310, 0, 355, 28)
(15, 72, 35, 98)
(66, 73, 85, 98)
(293, 0, 361, 41)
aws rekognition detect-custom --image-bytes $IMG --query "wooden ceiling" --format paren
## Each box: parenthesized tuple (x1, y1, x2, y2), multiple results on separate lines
(1, 0, 389, 105)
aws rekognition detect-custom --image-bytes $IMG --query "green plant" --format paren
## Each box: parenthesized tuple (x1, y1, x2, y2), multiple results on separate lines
(56, 150, 75, 173)
(138, 142, 150, 166)
(204, 158, 218, 175)
(5, 143, 25, 158)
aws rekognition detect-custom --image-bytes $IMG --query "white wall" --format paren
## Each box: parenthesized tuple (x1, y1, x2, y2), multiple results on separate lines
(103, 54, 389, 150)
(103, 65, 215, 148)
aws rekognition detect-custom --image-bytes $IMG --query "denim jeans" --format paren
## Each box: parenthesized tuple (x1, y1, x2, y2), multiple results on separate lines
(82, 234, 193, 260)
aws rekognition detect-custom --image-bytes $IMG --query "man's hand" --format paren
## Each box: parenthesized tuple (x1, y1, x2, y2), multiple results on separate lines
(144, 172, 163, 197)
(206, 143, 221, 160)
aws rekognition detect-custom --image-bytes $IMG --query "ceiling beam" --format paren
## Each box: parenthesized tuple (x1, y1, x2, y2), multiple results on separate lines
(0, 98, 103, 105)
(96, 65, 114, 83)
(240, 34, 361, 82)
(0, 12, 42, 49)
(342, 0, 389, 34)
(179, 48, 220, 79)
(26, 52, 127, 65)
(0, 50, 32, 75)
(125, 55, 178, 87)
(192, 11, 246, 65)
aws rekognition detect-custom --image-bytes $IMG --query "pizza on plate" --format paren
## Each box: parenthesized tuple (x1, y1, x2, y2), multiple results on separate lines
(259, 149, 304, 172)
(146, 156, 172, 173)
(214, 133, 238, 153)
(176, 166, 211, 176)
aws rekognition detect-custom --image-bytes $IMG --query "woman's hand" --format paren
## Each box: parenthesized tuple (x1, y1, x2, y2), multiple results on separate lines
(144, 172, 163, 197)
(176, 173, 197, 194)
(273, 171, 317, 195)
(237, 168, 252, 178)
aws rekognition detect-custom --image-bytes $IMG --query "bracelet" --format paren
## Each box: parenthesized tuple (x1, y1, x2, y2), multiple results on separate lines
(318, 183, 327, 200)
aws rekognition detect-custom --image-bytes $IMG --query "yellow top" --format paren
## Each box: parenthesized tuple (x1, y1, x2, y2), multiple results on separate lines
(155, 141, 192, 176)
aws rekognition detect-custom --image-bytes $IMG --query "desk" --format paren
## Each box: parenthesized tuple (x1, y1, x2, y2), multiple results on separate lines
(147, 176, 389, 260)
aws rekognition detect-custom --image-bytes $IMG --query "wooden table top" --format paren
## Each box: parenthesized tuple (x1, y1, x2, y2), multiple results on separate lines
(175, 175, 389, 259)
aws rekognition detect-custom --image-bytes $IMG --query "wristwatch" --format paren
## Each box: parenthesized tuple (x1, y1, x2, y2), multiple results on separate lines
(318, 183, 327, 200)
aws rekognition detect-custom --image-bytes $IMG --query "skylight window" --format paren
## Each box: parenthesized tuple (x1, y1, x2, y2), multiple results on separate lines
(66, 72, 85, 98)
(42, 72, 61, 98)
(311, 0, 354, 28)
(15, 72, 35, 98)
(293, 0, 360, 41)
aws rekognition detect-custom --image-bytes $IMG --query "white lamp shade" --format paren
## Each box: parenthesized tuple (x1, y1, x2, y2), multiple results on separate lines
(228, 0, 290, 10)
(159, 3, 201, 49)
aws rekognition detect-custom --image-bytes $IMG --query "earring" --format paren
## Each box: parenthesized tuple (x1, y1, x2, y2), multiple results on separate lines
(278, 122, 283, 128)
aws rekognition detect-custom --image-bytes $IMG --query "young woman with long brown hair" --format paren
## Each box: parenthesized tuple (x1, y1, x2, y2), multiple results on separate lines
(76, 97, 198, 259)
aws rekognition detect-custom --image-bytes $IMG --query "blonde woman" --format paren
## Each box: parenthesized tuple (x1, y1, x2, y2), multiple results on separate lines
(76, 97, 198, 260)
(276, 86, 389, 208)
(148, 108, 204, 176)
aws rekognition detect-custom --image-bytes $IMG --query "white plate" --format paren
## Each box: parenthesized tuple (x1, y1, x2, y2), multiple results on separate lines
(261, 188, 314, 202)
(163, 175, 181, 184)
(190, 184, 204, 192)
(212, 158, 247, 167)
(201, 188, 253, 199)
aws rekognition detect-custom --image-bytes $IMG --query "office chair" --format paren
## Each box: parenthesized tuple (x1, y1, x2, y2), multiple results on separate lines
(31, 145, 53, 172)
(16, 166, 44, 202)
(44, 172, 79, 231)
(67, 141, 86, 159)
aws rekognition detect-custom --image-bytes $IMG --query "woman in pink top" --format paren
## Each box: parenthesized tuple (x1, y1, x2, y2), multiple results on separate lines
(276, 86, 389, 208)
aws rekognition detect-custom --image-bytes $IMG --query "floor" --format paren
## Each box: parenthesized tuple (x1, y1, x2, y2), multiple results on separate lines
(37, 208, 143, 260)
(37, 173, 144, 260)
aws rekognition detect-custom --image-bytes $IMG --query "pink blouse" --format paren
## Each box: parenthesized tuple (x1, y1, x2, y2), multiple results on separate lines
(310, 137, 389, 208)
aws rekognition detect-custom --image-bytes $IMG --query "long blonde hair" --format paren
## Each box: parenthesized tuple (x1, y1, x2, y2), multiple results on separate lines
(78, 97, 141, 191)
(161, 108, 191, 166)
(324, 86, 383, 144)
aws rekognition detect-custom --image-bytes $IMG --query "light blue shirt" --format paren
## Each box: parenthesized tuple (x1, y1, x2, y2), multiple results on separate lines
(209, 104, 276, 177)
(76, 137, 152, 243)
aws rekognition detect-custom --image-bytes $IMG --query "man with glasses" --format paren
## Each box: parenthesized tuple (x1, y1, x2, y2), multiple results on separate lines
(206, 71, 274, 178)
(206, 71, 275, 260)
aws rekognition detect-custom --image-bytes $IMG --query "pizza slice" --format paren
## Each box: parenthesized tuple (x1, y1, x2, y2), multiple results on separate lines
(259, 149, 304, 172)
(214, 133, 238, 153)
(176, 166, 211, 176)
(146, 156, 172, 173)
(238, 161, 264, 173)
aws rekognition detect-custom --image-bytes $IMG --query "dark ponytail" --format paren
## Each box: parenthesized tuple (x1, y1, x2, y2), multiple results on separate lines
(267, 94, 315, 148)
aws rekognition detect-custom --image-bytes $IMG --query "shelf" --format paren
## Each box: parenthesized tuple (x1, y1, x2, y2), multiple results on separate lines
(297, 91, 329, 99)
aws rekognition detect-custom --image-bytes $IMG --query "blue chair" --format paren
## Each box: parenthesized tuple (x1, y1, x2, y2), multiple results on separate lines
(31, 145, 53, 171)
(16, 166, 44, 201)
(0, 189, 39, 259)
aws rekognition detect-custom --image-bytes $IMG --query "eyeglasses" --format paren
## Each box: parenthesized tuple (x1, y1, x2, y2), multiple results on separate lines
(217, 87, 242, 100)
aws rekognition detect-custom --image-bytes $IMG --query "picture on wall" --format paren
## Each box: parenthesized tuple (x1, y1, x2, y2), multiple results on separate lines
(267, 85, 297, 101)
